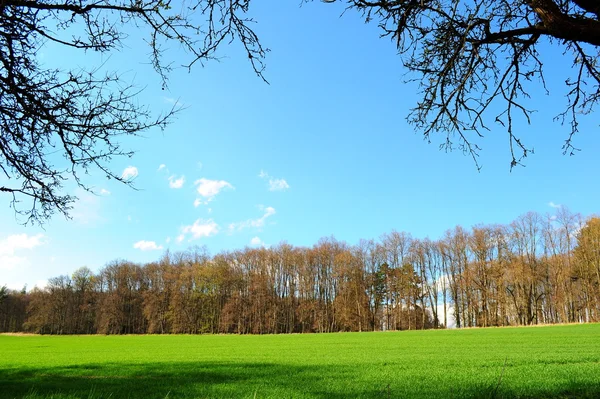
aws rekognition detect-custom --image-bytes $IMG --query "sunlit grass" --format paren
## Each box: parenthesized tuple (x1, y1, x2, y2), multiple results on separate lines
(2, 324, 600, 398)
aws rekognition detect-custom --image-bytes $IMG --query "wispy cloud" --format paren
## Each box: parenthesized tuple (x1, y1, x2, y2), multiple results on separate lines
(34, 279, 48, 290)
(99, 188, 111, 196)
(269, 178, 290, 191)
(133, 240, 164, 251)
(250, 236, 265, 247)
(0, 234, 45, 271)
(158, 164, 167, 172)
(258, 170, 290, 192)
(71, 188, 103, 225)
(229, 207, 276, 233)
(548, 201, 561, 209)
(180, 219, 219, 241)
(121, 166, 138, 181)
(0, 234, 45, 255)
(163, 97, 183, 106)
(194, 178, 233, 205)
(168, 175, 185, 189)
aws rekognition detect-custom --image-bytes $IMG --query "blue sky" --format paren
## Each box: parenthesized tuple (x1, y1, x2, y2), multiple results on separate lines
(1, 2, 599, 289)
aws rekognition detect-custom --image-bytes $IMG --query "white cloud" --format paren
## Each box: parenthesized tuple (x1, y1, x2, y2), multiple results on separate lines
(71, 189, 103, 225)
(158, 164, 166, 172)
(250, 236, 265, 246)
(168, 175, 185, 189)
(163, 97, 182, 106)
(548, 201, 561, 209)
(268, 178, 290, 191)
(0, 234, 45, 271)
(180, 219, 219, 241)
(258, 170, 290, 192)
(0, 255, 27, 271)
(34, 279, 48, 290)
(121, 166, 139, 180)
(133, 240, 164, 251)
(0, 234, 45, 255)
(194, 178, 233, 203)
(434, 274, 452, 293)
(193, 198, 203, 207)
(165, 237, 171, 244)
(229, 207, 276, 232)
(99, 188, 111, 196)
(437, 304, 457, 329)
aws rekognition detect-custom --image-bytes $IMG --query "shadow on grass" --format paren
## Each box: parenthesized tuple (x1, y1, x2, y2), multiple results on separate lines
(2, 362, 368, 399)
(1, 361, 600, 399)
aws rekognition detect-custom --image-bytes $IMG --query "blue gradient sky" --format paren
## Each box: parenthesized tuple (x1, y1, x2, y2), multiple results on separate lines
(1, 2, 599, 289)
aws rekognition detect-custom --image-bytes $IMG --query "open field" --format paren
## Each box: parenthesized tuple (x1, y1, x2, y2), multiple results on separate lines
(1, 324, 600, 398)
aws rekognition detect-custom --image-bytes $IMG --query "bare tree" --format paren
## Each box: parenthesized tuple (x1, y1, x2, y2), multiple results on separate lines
(0, 0, 265, 224)
(325, 0, 600, 167)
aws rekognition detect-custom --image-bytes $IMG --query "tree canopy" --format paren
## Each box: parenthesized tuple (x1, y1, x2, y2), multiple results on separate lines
(2, 209, 600, 334)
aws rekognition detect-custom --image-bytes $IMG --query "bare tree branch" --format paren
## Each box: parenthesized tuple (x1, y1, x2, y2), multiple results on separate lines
(320, 0, 600, 167)
(0, 0, 267, 224)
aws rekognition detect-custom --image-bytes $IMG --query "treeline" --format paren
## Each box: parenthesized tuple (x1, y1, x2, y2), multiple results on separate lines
(1, 209, 600, 335)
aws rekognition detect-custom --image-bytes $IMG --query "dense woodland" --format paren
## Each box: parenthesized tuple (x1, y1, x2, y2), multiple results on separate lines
(1, 209, 600, 335)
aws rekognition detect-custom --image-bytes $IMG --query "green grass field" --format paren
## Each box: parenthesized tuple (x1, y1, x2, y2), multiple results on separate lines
(1, 324, 600, 398)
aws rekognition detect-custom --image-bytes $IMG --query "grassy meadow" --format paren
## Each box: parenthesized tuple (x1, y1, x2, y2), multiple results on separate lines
(1, 324, 600, 398)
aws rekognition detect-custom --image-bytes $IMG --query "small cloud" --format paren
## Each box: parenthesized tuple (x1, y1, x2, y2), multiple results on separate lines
(121, 166, 139, 181)
(259, 170, 290, 192)
(250, 236, 264, 246)
(0, 234, 45, 271)
(194, 178, 233, 203)
(268, 178, 290, 192)
(163, 97, 183, 106)
(133, 240, 164, 251)
(548, 201, 561, 209)
(127, 215, 132, 222)
(99, 188, 111, 196)
(165, 237, 171, 244)
(197, 162, 203, 170)
(34, 279, 48, 290)
(71, 188, 103, 225)
(193, 198, 203, 207)
(438, 304, 457, 329)
(0, 234, 45, 255)
(180, 219, 219, 241)
(158, 164, 166, 172)
(229, 207, 276, 233)
(168, 175, 185, 189)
